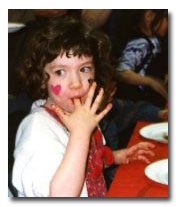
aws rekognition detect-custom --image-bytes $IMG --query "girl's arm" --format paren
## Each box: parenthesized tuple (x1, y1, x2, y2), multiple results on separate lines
(49, 82, 112, 197)
(49, 129, 91, 197)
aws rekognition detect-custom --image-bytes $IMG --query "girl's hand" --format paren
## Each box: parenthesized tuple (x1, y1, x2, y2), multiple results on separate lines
(52, 82, 112, 135)
(113, 142, 155, 165)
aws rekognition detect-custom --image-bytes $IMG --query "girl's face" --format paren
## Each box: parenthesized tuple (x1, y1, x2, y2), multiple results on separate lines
(44, 52, 95, 113)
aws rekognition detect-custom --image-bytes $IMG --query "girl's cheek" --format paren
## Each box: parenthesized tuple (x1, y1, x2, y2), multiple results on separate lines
(51, 84, 61, 95)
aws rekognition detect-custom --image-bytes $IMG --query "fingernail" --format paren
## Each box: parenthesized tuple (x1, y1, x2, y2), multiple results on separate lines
(99, 88, 103, 93)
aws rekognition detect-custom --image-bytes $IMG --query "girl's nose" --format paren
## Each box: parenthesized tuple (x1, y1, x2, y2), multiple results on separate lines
(69, 73, 82, 89)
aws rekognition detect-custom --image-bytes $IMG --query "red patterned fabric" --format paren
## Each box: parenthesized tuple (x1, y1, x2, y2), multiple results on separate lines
(85, 128, 114, 197)
(41, 105, 114, 197)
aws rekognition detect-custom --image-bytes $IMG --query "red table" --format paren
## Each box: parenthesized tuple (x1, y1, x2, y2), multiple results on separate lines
(107, 121, 168, 197)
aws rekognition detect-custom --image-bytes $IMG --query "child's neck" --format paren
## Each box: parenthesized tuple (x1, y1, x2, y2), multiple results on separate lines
(44, 98, 52, 108)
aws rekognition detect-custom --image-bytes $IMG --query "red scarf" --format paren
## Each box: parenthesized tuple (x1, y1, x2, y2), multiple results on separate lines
(41, 105, 114, 197)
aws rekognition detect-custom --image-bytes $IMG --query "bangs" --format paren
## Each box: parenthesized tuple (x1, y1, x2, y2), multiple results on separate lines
(54, 27, 96, 58)
(44, 25, 97, 62)
(57, 44, 93, 58)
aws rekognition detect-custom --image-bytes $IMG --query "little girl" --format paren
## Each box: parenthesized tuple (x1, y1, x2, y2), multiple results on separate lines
(12, 17, 155, 197)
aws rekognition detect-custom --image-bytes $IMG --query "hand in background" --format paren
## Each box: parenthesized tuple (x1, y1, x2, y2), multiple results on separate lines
(147, 76, 168, 100)
(158, 109, 168, 121)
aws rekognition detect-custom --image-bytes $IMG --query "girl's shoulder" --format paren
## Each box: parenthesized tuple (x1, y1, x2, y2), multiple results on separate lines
(18, 108, 67, 137)
(19, 109, 56, 129)
(22, 99, 62, 129)
(15, 103, 69, 148)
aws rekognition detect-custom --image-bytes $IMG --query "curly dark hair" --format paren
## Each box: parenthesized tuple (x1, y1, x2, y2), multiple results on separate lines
(18, 16, 116, 109)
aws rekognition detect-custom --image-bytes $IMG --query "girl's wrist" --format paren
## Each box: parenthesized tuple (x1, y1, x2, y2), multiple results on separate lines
(113, 150, 120, 164)
(113, 149, 127, 165)
(71, 129, 92, 141)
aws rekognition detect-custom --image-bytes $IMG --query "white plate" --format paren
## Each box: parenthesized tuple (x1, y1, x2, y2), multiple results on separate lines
(139, 122, 168, 143)
(8, 22, 25, 33)
(145, 159, 168, 185)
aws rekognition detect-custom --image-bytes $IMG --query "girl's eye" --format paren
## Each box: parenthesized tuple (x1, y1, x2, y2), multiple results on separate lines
(80, 67, 89, 73)
(55, 69, 65, 76)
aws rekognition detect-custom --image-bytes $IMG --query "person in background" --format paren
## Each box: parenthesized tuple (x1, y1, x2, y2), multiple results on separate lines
(12, 17, 155, 197)
(113, 9, 168, 107)
(82, 9, 168, 107)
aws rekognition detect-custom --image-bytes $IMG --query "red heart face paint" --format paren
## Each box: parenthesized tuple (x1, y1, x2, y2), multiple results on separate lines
(51, 84, 61, 95)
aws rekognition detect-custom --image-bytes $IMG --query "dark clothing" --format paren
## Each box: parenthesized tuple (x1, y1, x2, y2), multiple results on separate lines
(100, 99, 160, 150)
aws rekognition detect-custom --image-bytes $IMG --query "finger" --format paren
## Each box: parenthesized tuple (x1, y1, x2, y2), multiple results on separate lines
(73, 98, 81, 108)
(126, 143, 155, 157)
(54, 105, 66, 119)
(110, 87, 117, 98)
(91, 88, 104, 113)
(135, 155, 151, 164)
(137, 142, 155, 149)
(96, 103, 112, 122)
(135, 149, 155, 157)
(85, 82, 96, 108)
(159, 109, 168, 120)
(126, 145, 138, 156)
(88, 78, 94, 85)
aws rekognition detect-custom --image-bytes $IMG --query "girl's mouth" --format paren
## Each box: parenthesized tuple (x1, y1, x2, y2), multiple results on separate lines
(70, 94, 86, 104)
(70, 96, 81, 103)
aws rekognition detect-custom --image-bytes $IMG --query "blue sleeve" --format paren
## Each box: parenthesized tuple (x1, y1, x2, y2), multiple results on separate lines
(117, 38, 149, 72)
